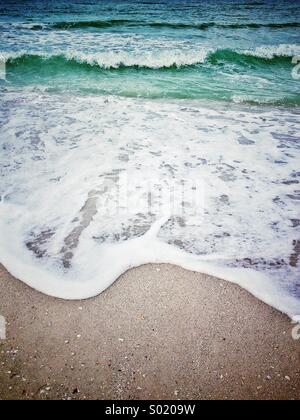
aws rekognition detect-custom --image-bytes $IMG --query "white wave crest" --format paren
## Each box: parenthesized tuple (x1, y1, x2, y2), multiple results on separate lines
(64, 49, 211, 68)
(1, 43, 299, 69)
(244, 44, 300, 59)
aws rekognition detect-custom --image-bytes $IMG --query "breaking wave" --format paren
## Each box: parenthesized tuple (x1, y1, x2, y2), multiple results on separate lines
(3, 45, 299, 70)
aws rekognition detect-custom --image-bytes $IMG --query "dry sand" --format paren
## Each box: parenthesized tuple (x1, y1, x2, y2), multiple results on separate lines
(0, 262, 299, 400)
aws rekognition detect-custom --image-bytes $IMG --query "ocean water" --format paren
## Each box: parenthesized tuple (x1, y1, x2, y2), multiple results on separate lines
(1, 0, 300, 103)
(0, 0, 299, 317)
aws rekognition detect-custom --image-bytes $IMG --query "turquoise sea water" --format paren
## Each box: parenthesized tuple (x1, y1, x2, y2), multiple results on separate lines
(0, 1, 300, 314)
(0, 0, 300, 104)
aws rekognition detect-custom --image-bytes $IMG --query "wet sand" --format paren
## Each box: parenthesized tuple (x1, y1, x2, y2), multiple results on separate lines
(0, 263, 299, 400)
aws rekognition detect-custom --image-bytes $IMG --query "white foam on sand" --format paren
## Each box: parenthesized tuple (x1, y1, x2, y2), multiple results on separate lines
(0, 92, 299, 318)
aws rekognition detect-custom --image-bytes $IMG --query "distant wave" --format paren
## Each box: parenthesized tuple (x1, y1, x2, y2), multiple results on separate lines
(143, 21, 300, 30)
(16, 20, 300, 31)
(50, 19, 133, 30)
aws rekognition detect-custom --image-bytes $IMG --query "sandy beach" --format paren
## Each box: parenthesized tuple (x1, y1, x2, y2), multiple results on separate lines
(0, 263, 299, 400)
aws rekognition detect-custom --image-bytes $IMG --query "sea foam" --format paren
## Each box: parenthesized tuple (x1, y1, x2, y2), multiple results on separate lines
(0, 92, 299, 318)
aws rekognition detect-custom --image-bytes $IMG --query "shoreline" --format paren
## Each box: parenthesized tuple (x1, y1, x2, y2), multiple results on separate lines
(0, 263, 299, 400)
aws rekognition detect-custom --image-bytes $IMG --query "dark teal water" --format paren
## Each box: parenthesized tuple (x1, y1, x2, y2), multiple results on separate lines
(1, 0, 300, 104)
